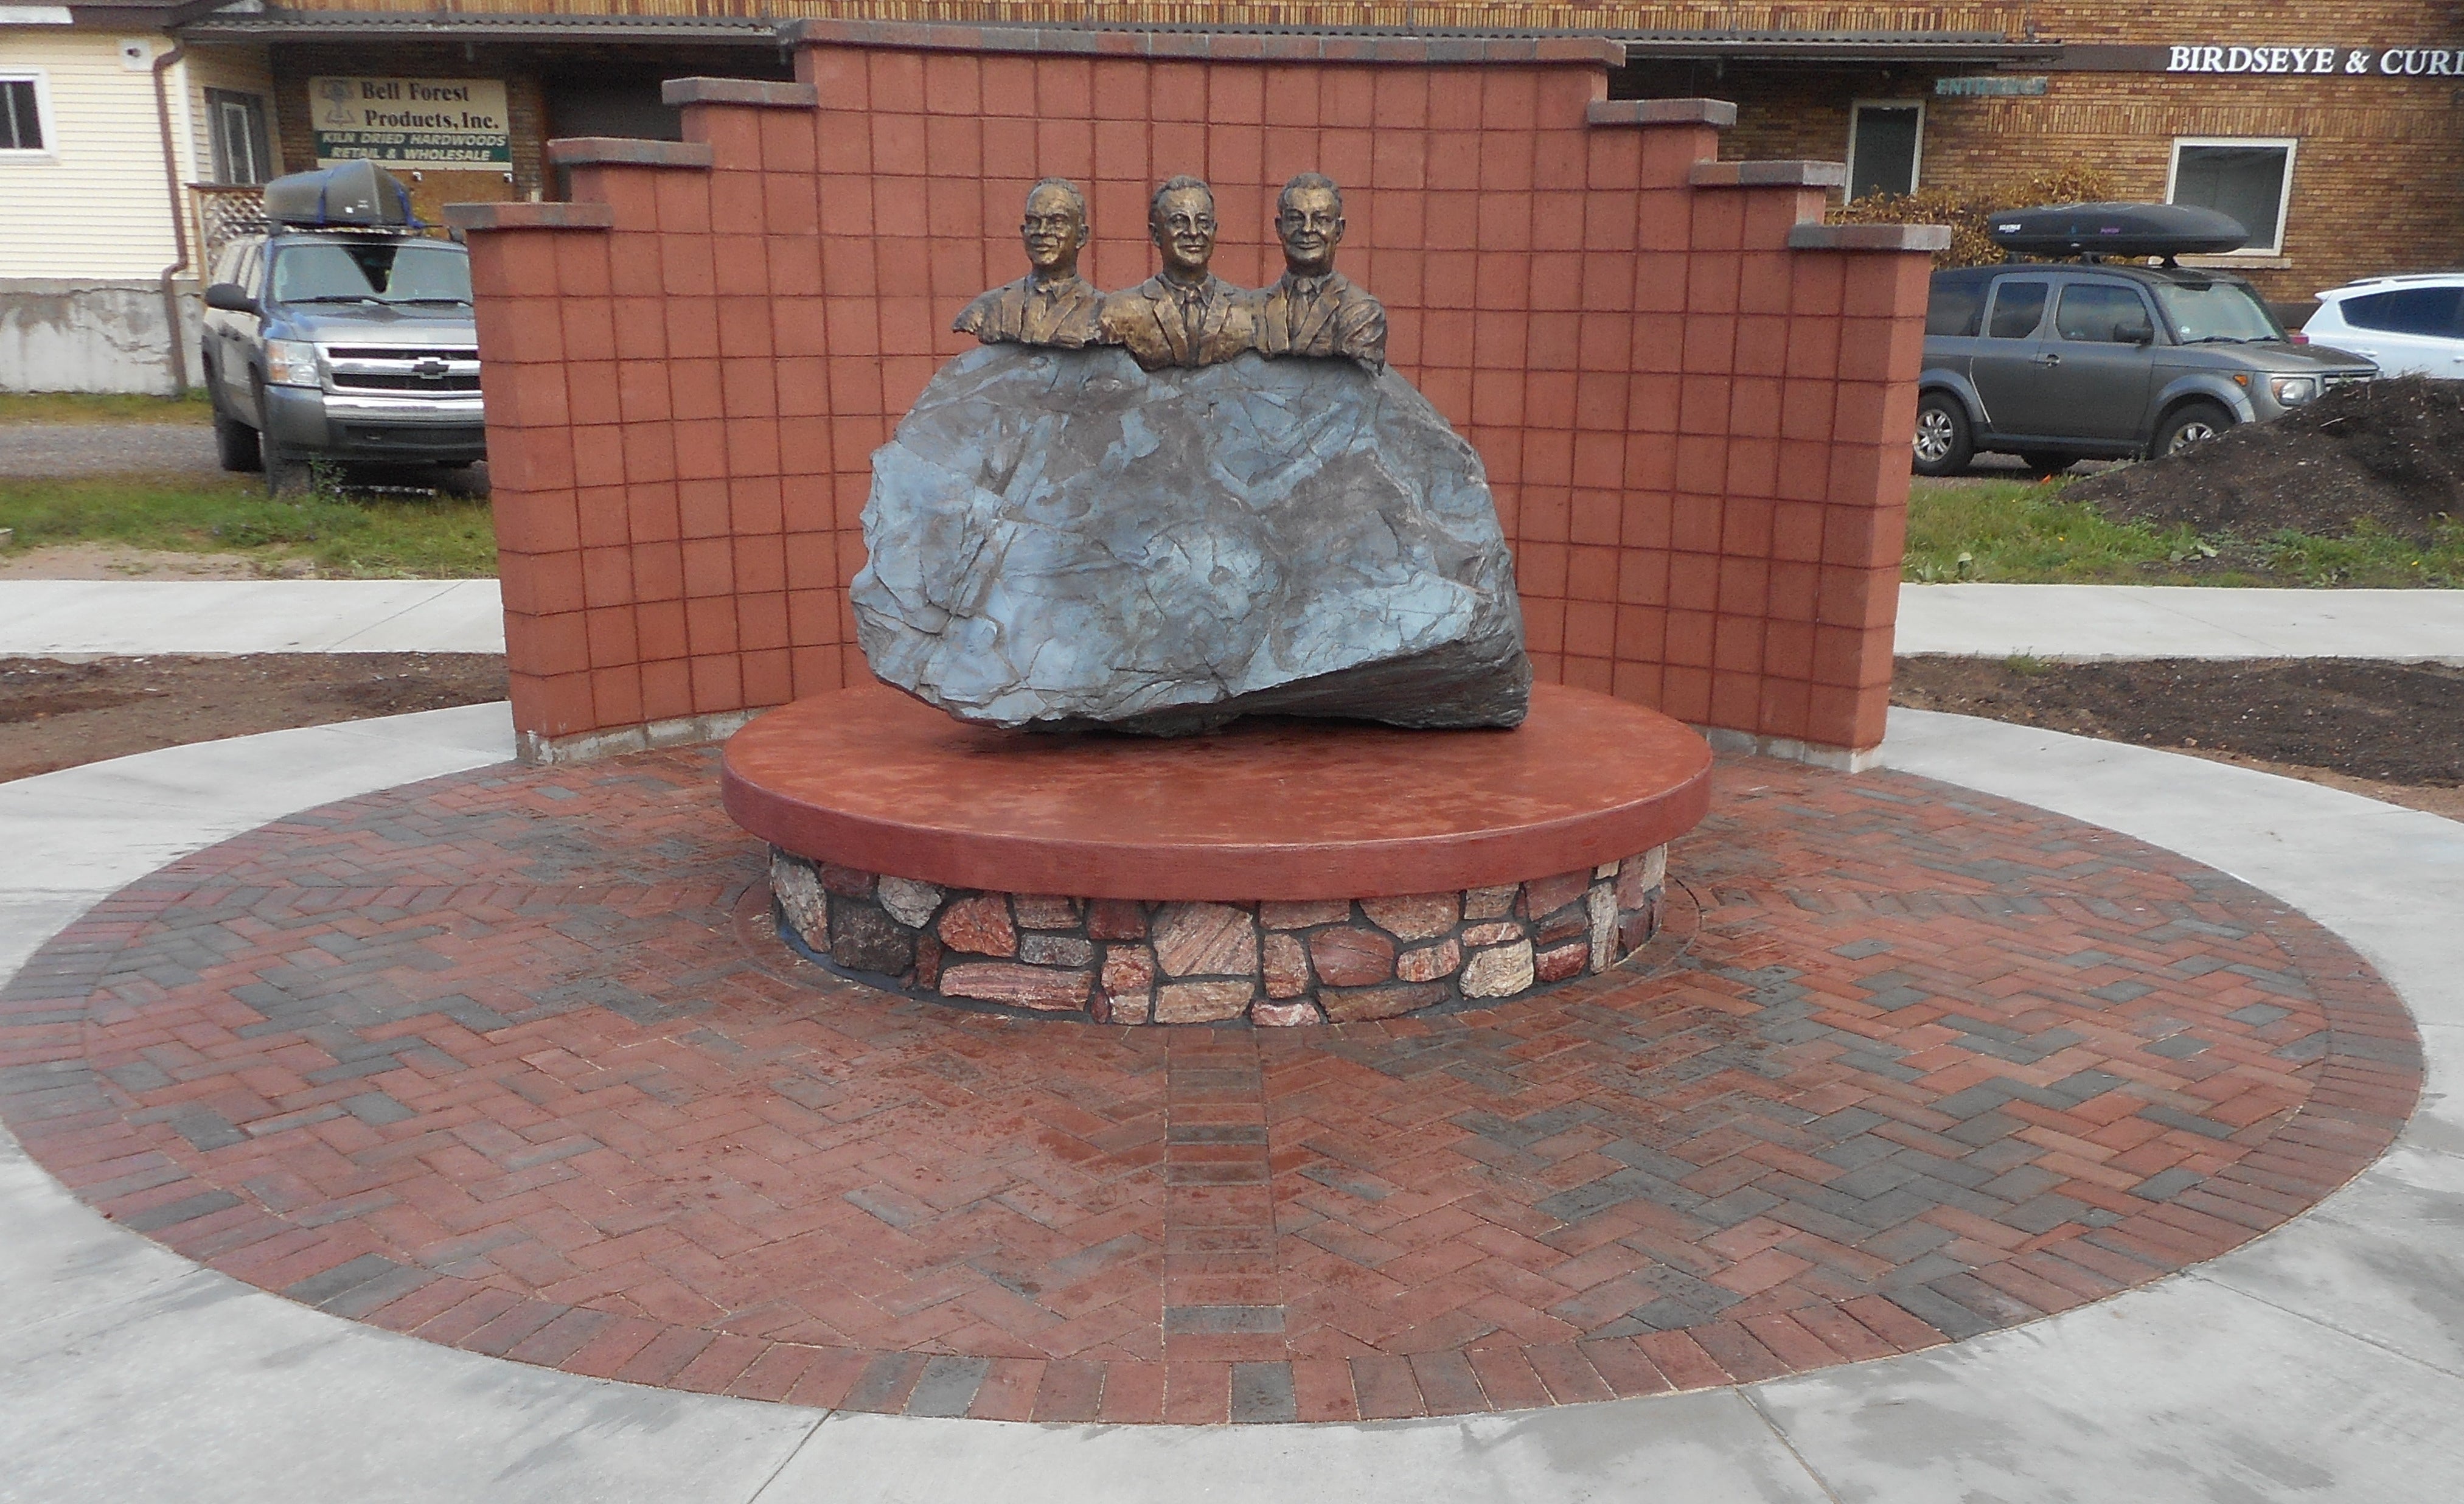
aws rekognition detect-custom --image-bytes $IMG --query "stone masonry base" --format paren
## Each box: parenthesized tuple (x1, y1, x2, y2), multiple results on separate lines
(769, 847, 1669, 1026)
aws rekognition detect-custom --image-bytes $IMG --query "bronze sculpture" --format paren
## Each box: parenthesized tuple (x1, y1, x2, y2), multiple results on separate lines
(1098, 176, 1256, 371)
(953, 178, 1106, 348)
(1252, 173, 1387, 372)
(953, 173, 1391, 374)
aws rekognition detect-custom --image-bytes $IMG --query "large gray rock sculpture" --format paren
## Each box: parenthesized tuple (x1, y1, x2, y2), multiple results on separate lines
(851, 344, 1530, 735)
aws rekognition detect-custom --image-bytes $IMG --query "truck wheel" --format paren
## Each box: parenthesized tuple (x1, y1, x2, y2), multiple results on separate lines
(2154, 400, 2235, 458)
(212, 405, 262, 473)
(2020, 452, 2073, 479)
(1912, 391, 1974, 478)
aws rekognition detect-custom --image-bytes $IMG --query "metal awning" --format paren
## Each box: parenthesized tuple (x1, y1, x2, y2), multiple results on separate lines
(176, 9, 786, 45)
(1617, 30, 2061, 64)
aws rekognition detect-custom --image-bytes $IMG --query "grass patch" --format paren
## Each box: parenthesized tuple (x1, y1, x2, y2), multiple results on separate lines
(0, 474, 495, 577)
(0, 390, 212, 425)
(1906, 479, 2464, 587)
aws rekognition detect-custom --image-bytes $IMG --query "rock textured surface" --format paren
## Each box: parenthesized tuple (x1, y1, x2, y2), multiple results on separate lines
(852, 345, 1528, 734)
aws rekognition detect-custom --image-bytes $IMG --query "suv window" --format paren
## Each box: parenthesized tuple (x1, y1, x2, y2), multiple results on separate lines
(1986, 279, 2050, 339)
(2342, 287, 2464, 338)
(1926, 279, 1985, 337)
(2153, 279, 2281, 343)
(2055, 283, 2154, 343)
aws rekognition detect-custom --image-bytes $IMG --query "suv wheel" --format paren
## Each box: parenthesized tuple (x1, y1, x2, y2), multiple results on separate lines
(211, 396, 262, 473)
(1912, 391, 1974, 477)
(2154, 400, 2235, 458)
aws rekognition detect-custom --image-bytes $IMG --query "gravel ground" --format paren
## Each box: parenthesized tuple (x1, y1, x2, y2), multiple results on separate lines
(0, 422, 221, 477)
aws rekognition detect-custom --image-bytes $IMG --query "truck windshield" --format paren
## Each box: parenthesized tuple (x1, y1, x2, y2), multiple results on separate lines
(270, 242, 472, 305)
(2153, 280, 2283, 344)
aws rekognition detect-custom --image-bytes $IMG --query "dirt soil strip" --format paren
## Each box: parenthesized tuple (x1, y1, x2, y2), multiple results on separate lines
(1893, 656, 2464, 821)
(0, 654, 508, 782)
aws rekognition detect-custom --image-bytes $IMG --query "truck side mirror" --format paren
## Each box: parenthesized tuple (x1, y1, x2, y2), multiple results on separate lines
(2118, 317, 2156, 345)
(204, 282, 258, 315)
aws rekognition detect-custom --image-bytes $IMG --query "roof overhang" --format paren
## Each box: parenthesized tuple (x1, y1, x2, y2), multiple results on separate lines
(175, 9, 787, 46)
(1617, 30, 2063, 65)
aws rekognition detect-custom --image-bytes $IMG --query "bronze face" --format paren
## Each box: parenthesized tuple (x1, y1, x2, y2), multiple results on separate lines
(1020, 183, 1087, 280)
(1150, 184, 1217, 282)
(1275, 184, 1345, 277)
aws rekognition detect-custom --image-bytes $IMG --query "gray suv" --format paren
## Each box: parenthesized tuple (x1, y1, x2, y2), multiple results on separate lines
(201, 229, 485, 492)
(1913, 263, 2375, 476)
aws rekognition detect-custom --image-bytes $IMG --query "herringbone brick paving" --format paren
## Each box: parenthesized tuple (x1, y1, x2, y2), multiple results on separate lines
(0, 751, 2420, 1422)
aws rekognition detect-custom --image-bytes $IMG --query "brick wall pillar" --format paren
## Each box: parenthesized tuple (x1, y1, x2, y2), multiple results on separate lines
(452, 26, 1941, 767)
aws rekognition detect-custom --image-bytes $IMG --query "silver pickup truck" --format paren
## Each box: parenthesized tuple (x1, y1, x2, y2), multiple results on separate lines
(200, 161, 485, 494)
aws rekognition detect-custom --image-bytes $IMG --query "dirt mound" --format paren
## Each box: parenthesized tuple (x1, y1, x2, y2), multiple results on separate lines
(2068, 375, 2464, 541)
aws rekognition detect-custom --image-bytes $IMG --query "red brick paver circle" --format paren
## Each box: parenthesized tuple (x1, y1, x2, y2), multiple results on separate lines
(0, 752, 2420, 1424)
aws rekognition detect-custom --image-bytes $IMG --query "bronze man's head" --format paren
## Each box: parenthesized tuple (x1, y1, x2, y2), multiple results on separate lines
(1149, 175, 1217, 281)
(1275, 173, 1345, 277)
(1021, 178, 1089, 280)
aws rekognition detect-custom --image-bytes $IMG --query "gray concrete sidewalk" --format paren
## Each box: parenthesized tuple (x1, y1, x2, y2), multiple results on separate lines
(2, 702, 2460, 1502)
(4, 578, 2457, 663)
(1896, 582, 2464, 661)
(0, 579, 505, 655)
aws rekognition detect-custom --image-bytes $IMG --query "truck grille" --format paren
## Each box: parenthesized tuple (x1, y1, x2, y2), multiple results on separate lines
(324, 346, 482, 396)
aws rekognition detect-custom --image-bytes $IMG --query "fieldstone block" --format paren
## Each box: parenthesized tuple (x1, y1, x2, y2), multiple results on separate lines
(1321, 981, 1450, 1023)
(1157, 980, 1255, 1023)
(1309, 927, 1396, 986)
(942, 961, 1090, 1012)
(1464, 885, 1517, 921)
(1461, 920, 1522, 945)
(1252, 1000, 1324, 1027)
(939, 894, 1017, 957)
(1013, 894, 1080, 929)
(1534, 942, 1589, 983)
(1618, 848, 1667, 908)
(1585, 883, 1616, 972)
(1087, 899, 1147, 940)
(1261, 898, 1350, 930)
(1262, 933, 1310, 999)
(1396, 938, 1461, 983)
(831, 905, 916, 976)
(914, 936, 945, 987)
(1021, 933, 1095, 968)
(772, 854, 826, 947)
(1361, 893, 1457, 941)
(817, 861, 877, 898)
(1463, 940, 1536, 997)
(1522, 869, 1590, 917)
(877, 876, 944, 928)
(1155, 902, 1259, 977)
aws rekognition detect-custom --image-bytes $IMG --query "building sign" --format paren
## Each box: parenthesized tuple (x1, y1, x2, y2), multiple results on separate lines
(1935, 75, 2048, 96)
(311, 77, 509, 167)
(2166, 46, 2464, 75)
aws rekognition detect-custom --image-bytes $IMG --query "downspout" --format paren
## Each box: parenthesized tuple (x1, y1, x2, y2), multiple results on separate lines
(151, 41, 192, 394)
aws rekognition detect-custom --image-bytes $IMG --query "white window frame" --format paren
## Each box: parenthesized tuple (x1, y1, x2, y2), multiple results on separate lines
(2165, 136, 2297, 256)
(0, 69, 56, 161)
(1846, 97, 1926, 198)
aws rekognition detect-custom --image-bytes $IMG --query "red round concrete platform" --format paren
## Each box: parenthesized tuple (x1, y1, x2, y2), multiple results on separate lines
(721, 682, 1713, 901)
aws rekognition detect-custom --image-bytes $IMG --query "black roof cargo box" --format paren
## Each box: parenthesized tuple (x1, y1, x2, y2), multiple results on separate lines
(1988, 201, 2248, 259)
(263, 159, 423, 229)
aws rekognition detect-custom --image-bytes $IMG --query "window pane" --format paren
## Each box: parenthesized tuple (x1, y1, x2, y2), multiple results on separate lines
(1851, 106, 1921, 198)
(2343, 288, 2463, 337)
(2152, 279, 2283, 343)
(2055, 284, 2153, 343)
(2171, 144, 2289, 251)
(1986, 279, 2049, 339)
(1926, 279, 1984, 336)
(1, 80, 41, 152)
(271, 242, 472, 304)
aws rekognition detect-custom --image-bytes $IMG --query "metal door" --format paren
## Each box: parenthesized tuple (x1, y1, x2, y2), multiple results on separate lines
(1968, 276, 2052, 435)
(2020, 280, 2159, 444)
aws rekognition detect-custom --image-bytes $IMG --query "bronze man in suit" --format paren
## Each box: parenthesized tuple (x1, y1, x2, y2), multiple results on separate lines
(953, 178, 1105, 349)
(1099, 175, 1254, 371)
(1252, 172, 1387, 372)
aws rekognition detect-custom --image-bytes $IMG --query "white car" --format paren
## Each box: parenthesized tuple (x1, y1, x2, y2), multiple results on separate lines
(2303, 273, 2464, 378)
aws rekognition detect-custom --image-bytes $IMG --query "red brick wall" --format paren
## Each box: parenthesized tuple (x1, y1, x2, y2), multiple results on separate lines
(458, 25, 1932, 761)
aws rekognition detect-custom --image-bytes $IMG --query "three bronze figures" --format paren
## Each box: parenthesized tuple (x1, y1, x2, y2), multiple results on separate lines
(955, 173, 1388, 372)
